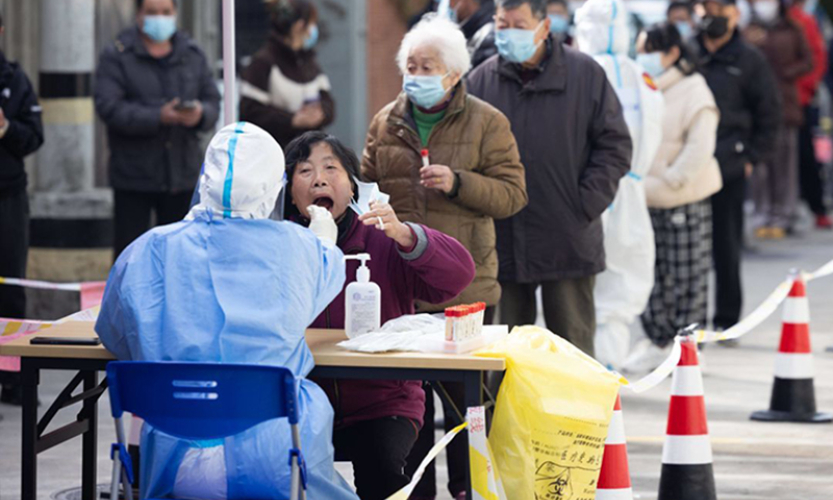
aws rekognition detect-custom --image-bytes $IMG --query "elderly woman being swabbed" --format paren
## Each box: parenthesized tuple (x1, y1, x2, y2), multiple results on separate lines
(96, 122, 359, 500)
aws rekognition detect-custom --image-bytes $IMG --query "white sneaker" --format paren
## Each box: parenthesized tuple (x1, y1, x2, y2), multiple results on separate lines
(623, 340, 673, 374)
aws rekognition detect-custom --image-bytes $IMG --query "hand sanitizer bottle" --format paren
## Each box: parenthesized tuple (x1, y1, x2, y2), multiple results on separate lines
(344, 253, 381, 339)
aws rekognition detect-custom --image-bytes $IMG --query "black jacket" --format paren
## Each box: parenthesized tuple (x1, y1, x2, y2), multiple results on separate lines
(697, 31, 781, 182)
(0, 51, 44, 195)
(467, 40, 632, 283)
(94, 27, 220, 193)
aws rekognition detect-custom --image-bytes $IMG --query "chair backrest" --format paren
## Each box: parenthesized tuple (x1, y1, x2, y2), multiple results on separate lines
(106, 361, 299, 440)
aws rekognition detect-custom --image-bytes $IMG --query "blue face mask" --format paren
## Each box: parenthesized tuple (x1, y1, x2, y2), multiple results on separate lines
(143, 15, 177, 42)
(674, 21, 693, 40)
(403, 73, 449, 109)
(549, 14, 569, 34)
(303, 24, 319, 50)
(636, 53, 666, 78)
(495, 22, 543, 63)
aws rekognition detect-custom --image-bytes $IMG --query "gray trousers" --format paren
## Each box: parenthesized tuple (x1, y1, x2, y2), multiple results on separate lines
(498, 277, 596, 357)
(752, 126, 799, 229)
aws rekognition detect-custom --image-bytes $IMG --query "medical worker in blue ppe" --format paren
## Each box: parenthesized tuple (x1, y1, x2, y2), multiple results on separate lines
(96, 122, 359, 500)
(574, 0, 665, 371)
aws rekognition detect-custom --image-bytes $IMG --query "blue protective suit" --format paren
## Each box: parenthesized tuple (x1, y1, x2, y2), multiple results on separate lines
(96, 122, 358, 500)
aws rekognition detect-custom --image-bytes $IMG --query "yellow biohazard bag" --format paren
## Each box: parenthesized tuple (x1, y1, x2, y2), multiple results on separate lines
(477, 326, 622, 500)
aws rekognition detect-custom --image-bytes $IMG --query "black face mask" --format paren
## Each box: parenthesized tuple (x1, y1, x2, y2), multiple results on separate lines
(701, 15, 730, 39)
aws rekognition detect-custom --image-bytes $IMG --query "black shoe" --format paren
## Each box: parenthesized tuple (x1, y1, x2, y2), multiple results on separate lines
(0, 383, 23, 406)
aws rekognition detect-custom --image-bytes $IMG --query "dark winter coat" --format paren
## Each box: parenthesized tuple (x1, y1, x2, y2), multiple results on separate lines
(239, 33, 335, 147)
(0, 51, 44, 195)
(745, 17, 813, 127)
(466, 39, 632, 283)
(94, 27, 221, 193)
(697, 31, 782, 182)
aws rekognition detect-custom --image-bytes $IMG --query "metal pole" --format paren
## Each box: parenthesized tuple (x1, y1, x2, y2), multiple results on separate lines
(222, 0, 236, 126)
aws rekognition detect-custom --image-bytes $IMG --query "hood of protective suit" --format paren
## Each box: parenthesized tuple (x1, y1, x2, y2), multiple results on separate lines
(574, 0, 630, 55)
(188, 121, 285, 220)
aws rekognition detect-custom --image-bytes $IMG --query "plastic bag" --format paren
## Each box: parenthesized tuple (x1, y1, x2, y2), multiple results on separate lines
(477, 326, 622, 500)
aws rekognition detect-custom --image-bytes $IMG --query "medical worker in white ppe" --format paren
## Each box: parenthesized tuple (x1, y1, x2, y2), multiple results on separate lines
(575, 0, 664, 371)
(96, 122, 359, 500)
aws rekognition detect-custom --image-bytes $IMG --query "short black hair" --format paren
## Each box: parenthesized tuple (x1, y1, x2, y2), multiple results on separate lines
(284, 131, 361, 218)
(496, 0, 548, 19)
(644, 22, 698, 76)
(667, 1, 694, 16)
(269, 0, 319, 36)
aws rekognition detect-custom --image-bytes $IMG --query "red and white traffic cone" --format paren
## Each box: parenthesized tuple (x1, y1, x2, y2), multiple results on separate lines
(658, 337, 716, 500)
(751, 276, 832, 423)
(596, 393, 633, 500)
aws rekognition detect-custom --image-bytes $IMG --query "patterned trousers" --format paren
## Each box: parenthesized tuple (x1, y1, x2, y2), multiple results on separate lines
(641, 199, 712, 347)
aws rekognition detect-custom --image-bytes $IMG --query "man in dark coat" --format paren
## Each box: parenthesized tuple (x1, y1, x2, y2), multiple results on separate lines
(94, 0, 220, 259)
(467, 0, 631, 356)
(696, 0, 780, 332)
(0, 10, 45, 405)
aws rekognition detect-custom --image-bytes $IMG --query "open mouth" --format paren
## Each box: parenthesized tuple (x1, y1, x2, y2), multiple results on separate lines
(313, 196, 334, 211)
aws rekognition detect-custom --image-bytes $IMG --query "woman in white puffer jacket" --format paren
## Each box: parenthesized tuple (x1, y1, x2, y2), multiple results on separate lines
(627, 22, 723, 371)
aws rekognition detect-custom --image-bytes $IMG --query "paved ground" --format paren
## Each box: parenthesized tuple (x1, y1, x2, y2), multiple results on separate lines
(1, 224, 832, 500)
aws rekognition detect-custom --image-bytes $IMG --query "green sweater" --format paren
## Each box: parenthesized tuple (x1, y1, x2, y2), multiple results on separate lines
(412, 104, 447, 146)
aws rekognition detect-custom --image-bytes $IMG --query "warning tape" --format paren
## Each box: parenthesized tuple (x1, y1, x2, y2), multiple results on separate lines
(623, 257, 833, 393)
(387, 421, 469, 499)
(0, 277, 105, 292)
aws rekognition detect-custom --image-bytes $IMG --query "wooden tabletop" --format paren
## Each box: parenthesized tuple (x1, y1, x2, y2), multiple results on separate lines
(0, 322, 505, 372)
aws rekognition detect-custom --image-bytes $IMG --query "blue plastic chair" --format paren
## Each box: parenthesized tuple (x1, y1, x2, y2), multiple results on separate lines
(106, 361, 307, 500)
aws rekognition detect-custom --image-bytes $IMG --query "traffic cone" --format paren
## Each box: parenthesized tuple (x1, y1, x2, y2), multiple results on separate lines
(596, 393, 633, 500)
(751, 276, 832, 423)
(658, 337, 716, 500)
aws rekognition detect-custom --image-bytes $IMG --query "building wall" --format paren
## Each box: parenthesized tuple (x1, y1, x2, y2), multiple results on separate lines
(366, 0, 410, 121)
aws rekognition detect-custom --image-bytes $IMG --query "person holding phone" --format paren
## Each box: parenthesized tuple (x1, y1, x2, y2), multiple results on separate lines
(239, 0, 335, 147)
(94, 0, 221, 260)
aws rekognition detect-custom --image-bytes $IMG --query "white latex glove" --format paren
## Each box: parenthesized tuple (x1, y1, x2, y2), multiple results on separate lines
(307, 205, 337, 246)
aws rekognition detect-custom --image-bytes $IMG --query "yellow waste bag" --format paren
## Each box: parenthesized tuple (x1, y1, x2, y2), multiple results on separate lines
(477, 326, 622, 500)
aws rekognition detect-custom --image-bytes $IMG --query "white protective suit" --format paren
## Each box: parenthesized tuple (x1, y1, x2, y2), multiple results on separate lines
(575, 0, 664, 370)
(96, 122, 358, 500)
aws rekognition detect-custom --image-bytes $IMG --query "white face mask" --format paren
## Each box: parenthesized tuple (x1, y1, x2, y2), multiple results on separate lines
(349, 178, 390, 216)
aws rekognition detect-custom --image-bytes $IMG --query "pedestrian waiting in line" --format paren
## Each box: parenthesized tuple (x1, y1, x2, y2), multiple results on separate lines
(0, 8, 45, 406)
(744, 0, 813, 239)
(629, 22, 723, 373)
(361, 15, 527, 500)
(94, 0, 221, 261)
(240, 0, 334, 148)
(467, 0, 632, 357)
(695, 0, 780, 335)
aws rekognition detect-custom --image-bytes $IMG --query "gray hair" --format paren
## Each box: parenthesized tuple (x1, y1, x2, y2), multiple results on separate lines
(396, 15, 472, 76)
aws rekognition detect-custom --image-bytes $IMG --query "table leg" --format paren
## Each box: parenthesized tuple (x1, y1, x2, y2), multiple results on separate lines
(462, 371, 483, 500)
(81, 371, 99, 500)
(21, 359, 39, 500)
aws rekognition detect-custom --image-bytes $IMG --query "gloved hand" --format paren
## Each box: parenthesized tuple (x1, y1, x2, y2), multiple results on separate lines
(307, 205, 337, 246)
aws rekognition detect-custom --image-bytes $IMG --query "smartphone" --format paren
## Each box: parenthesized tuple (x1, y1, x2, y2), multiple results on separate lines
(30, 337, 102, 346)
(175, 100, 198, 111)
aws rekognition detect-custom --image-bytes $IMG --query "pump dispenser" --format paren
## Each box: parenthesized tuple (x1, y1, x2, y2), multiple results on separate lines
(344, 253, 381, 339)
